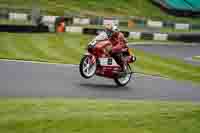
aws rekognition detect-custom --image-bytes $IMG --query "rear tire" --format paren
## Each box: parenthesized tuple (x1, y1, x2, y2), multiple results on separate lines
(114, 64, 132, 86)
(79, 55, 96, 79)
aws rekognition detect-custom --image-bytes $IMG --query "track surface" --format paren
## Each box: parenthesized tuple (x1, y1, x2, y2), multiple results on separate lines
(0, 60, 199, 101)
(131, 44, 200, 65)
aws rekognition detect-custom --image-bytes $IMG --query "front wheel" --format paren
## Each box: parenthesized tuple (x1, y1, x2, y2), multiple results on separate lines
(79, 55, 97, 79)
(114, 64, 132, 86)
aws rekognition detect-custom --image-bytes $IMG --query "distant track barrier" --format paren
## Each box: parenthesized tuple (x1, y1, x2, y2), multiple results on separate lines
(1, 8, 200, 42)
(65, 26, 200, 43)
(0, 24, 200, 42)
(0, 24, 49, 33)
(1, 8, 200, 31)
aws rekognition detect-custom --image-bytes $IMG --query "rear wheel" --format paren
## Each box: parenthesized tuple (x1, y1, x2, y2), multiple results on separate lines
(79, 55, 97, 79)
(114, 64, 132, 86)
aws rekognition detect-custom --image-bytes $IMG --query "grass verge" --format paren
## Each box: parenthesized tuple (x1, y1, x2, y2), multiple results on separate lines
(0, 32, 199, 84)
(133, 50, 200, 84)
(0, 98, 200, 133)
(0, 32, 92, 64)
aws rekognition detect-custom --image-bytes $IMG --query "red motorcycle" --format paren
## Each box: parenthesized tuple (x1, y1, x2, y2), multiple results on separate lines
(79, 32, 136, 86)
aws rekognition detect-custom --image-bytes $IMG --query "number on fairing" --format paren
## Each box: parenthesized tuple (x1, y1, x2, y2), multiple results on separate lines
(108, 58, 112, 65)
(99, 58, 118, 66)
(89, 40, 96, 46)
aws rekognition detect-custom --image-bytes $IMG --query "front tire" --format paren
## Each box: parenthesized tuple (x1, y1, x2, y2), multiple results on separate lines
(114, 64, 132, 86)
(79, 55, 97, 79)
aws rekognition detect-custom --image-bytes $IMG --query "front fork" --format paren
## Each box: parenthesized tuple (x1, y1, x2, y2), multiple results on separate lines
(84, 53, 96, 65)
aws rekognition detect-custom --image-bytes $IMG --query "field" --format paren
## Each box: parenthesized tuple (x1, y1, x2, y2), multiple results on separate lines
(0, 32, 199, 84)
(0, 98, 200, 133)
(0, 0, 200, 23)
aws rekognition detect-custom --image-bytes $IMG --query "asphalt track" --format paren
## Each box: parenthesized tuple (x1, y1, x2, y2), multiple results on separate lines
(130, 43, 200, 66)
(0, 60, 199, 101)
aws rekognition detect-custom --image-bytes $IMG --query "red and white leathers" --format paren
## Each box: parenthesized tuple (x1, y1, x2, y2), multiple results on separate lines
(109, 32, 127, 53)
(109, 31, 128, 71)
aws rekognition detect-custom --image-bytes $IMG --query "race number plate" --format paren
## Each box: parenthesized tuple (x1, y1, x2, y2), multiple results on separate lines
(98, 58, 118, 66)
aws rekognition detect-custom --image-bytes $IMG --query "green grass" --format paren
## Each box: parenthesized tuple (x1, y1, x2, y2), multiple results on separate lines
(132, 50, 200, 84)
(0, 0, 200, 24)
(0, 98, 200, 133)
(0, 32, 92, 64)
(0, 32, 199, 84)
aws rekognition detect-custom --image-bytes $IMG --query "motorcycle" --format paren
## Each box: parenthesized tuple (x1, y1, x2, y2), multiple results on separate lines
(79, 31, 136, 86)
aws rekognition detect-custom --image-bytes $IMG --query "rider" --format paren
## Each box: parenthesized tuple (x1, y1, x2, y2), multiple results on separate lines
(105, 23, 128, 71)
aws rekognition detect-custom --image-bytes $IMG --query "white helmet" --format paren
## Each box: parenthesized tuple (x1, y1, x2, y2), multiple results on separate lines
(105, 23, 119, 32)
(105, 23, 119, 37)
(112, 25, 119, 32)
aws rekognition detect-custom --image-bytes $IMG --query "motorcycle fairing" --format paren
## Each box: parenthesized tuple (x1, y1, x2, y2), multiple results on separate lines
(98, 57, 118, 66)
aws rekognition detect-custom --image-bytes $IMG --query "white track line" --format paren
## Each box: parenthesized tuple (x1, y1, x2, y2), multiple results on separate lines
(0, 59, 78, 67)
(0, 59, 169, 80)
